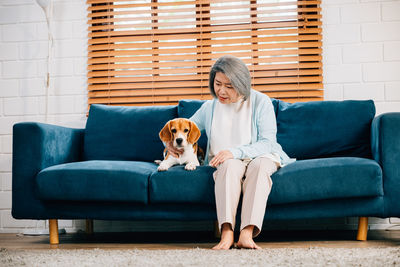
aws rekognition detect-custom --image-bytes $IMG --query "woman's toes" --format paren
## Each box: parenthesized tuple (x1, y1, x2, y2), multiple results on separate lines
(237, 238, 261, 249)
(212, 240, 233, 250)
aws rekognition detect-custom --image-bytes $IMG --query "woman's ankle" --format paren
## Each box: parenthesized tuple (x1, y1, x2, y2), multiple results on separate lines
(221, 223, 233, 232)
(239, 225, 255, 238)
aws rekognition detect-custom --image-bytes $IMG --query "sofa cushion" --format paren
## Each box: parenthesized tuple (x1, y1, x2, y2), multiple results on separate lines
(269, 157, 383, 205)
(36, 160, 157, 203)
(276, 100, 375, 160)
(149, 165, 215, 204)
(84, 104, 177, 162)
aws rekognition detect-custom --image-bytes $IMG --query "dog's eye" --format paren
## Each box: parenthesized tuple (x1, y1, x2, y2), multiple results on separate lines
(184, 129, 189, 133)
(171, 129, 177, 133)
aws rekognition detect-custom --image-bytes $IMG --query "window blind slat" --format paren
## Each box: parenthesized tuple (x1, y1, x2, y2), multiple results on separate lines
(88, 7, 320, 19)
(88, 76, 322, 91)
(88, 82, 324, 92)
(88, 61, 322, 71)
(88, 39, 321, 52)
(88, 0, 320, 11)
(89, 20, 319, 31)
(89, 25, 322, 38)
(87, 0, 319, 4)
(88, 14, 321, 27)
(88, 75, 322, 85)
(88, 34, 322, 47)
(88, 68, 322, 78)
(88, 55, 321, 68)
(89, 46, 322, 58)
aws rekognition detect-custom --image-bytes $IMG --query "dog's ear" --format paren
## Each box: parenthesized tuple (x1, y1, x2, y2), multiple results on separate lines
(188, 121, 201, 144)
(159, 121, 172, 142)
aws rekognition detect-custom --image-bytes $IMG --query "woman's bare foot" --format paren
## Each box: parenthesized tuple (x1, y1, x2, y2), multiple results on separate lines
(212, 223, 234, 250)
(237, 225, 261, 250)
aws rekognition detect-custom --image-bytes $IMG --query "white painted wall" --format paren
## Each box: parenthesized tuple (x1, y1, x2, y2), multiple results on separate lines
(322, 0, 400, 115)
(0, 0, 399, 233)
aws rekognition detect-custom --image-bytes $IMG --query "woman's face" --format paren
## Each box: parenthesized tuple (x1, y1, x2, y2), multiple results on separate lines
(214, 72, 241, 104)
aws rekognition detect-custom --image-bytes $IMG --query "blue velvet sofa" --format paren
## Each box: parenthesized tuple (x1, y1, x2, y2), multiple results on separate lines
(12, 99, 400, 245)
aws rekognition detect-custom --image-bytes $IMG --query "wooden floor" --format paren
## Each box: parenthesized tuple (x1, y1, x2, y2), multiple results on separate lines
(1, 230, 400, 250)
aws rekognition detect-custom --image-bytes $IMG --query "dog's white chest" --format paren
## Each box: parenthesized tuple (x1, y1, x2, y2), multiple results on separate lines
(178, 147, 195, 164)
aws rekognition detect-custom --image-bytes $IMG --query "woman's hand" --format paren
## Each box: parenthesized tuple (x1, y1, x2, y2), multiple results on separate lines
(166, 141, 184, 158)
(209, 150, 233, 167)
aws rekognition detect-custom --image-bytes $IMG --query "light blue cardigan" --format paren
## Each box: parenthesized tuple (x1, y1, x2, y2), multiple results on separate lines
(190, 89, 294, 166)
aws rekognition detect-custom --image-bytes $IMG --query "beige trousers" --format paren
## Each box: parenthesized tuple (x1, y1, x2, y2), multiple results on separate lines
(213, 157, 278, 237)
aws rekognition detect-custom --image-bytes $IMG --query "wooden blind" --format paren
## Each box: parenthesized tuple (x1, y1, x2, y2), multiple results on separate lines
(87, 0, 322, 106)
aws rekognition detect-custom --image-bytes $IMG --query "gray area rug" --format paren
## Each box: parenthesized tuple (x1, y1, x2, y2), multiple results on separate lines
(1, 247, 399, 267)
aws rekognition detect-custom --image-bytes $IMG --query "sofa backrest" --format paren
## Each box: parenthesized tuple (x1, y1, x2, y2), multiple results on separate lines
(84, 104, 177, 162)
(276, 100, 375, 160)
(178, 98, 375, 160)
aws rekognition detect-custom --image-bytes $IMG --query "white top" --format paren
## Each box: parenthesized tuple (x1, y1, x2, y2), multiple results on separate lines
(209, 97, 282, 166)
(210, 98, 252, 160)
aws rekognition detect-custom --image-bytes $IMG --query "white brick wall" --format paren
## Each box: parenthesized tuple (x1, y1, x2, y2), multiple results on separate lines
(386, 82, 400, 100)
(384, 42, 400, 61)
(0, 0, 399, 234)
(324, 64, 362, 83)
(340, 3, 380, 23)
(323, 0, 400, 115)
(343, 83, 385, 100)
(363, 62, 400, 82)
(2, 23, 38, 42)
(362, 22, 400, 42)
(342, 44, 383, 63)
(0, 80, 19, 97)
(382, 1, 400, 21)
(3, 61, 38, 78)
(0, 43, 18, 60)
(19, 42, 48, 60)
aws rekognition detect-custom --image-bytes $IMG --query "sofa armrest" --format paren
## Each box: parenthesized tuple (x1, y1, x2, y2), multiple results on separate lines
(12, 122, 84, 219)
(371, 113, 400, 217)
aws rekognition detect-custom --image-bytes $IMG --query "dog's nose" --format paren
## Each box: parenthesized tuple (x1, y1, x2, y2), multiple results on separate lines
(176, 138, 183, 145)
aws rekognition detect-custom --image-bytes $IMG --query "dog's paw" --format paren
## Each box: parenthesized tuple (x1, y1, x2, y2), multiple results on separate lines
(185, 162, 197, 171)
(157, 164, 169, 171)
(154, 160, 162, 165)
(157, 166, 168, 171)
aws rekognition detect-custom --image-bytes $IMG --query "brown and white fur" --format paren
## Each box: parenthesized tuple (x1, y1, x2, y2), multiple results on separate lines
(157, 118, 201, 171)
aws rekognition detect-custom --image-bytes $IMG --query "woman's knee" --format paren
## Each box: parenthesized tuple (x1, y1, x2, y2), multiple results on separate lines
(220, 159, 242, 169)
(214, 159, 246, 181)
(247, 157, 278, 176)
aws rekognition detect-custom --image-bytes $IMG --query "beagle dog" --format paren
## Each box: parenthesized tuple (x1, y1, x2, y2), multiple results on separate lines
(157, 118, 201, 171)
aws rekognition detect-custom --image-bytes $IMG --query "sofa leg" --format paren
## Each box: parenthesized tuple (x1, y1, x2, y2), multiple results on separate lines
(86, 219, 94, 234)
(49, 219, 59, 245)
(356, 217, 368, 241)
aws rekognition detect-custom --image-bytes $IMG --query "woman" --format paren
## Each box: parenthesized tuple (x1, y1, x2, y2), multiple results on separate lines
(167, 55, 293, 250)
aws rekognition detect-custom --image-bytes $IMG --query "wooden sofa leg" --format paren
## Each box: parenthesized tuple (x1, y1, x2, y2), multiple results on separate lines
(356, 217, 368, 241)
(49, 219, 59, 245)
(86, 219, 94, 234)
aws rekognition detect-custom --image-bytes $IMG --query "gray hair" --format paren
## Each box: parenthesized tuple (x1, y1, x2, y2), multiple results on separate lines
(209, 55, 251, 100)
